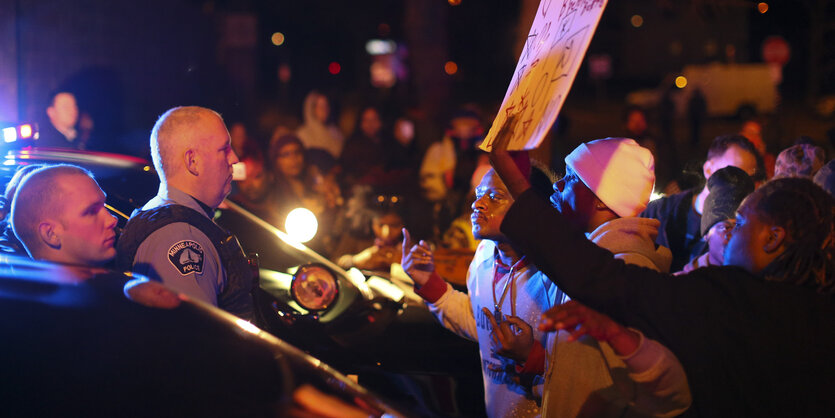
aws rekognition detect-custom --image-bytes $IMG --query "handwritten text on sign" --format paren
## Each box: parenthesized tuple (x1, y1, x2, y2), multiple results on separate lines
(480, 0, 607, 151)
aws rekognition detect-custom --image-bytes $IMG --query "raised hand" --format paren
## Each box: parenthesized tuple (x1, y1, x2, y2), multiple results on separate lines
(401, 228, 435, 286)
(539, 300, 640, 356)
(483, 307, 534, 363)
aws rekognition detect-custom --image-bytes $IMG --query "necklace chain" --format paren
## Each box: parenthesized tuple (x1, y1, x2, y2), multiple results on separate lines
(492, 256, 524, 320)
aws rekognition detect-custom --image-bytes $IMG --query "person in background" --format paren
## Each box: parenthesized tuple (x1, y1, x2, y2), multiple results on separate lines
(387, 117, 420, 174)
(773, 143, 826, 180)
(402, 162, 462, 245)
(228, 156, 280, 225)
(641, 134, 763, 271)
(296, 90, 345, 160)
(739, 118, 775, 179)
(687, 87, 707, 147)
(38, 91, 81, 149)
(229, 121, 261, 161)
(269, 133, 341, 254)
(341, 106, 388, 185)
(337, 202, 404, 271)
(624, 106, 655, 156)
(677, 166, 754, 274)
(813, 159, 835, 197)
(10, 165, 117, 266)
(76, 111, 95, 150)
(421, 108, 487, 196)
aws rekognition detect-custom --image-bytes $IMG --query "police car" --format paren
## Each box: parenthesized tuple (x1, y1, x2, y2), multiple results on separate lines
(0, 142, 484, 416)
(0, 253, 408, 417)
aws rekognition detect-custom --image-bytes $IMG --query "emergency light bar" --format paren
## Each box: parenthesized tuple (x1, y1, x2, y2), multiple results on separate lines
(1, 123, 38, 143)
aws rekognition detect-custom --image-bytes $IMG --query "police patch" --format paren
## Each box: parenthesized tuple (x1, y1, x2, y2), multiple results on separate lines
(167, 240, 204, 275)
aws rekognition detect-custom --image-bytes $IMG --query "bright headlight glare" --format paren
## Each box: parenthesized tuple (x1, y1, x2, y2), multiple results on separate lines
(285, 207, 318, 243)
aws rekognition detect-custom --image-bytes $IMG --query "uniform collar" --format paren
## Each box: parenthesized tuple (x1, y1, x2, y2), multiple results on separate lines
(156, 185, 215, 219)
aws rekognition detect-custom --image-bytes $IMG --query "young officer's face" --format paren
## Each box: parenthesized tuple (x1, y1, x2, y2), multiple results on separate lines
(55, 174, 118, 265)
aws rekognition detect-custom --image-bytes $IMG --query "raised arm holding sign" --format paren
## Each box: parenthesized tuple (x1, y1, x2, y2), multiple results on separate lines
(481, 0, 607, 152)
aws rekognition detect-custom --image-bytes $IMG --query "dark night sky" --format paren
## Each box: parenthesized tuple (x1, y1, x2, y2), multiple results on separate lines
(5, 0, 832, 154)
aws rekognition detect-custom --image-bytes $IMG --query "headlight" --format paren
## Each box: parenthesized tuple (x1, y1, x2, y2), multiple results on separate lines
(290, 263, 338, 311)
(285, 207, 318, 243)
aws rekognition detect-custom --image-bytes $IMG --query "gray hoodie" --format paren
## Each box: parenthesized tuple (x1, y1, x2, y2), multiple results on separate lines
(538, 217, 688, 417)
(587, 217, 672, 273)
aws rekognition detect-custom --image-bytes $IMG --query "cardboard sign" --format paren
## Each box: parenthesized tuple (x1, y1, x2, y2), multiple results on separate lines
(481, 0, 608, 151)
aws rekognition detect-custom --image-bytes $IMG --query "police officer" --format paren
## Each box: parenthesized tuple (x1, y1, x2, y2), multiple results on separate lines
(117, 106, 255, 320)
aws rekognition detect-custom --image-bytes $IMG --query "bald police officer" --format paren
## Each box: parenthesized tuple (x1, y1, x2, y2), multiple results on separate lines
(116, 106, 254, 319)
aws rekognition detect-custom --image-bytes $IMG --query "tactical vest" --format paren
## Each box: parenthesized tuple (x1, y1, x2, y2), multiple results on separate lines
(116, 205, 256, 321)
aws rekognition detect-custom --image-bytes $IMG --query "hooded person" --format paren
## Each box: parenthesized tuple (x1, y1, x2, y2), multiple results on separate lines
(560, 138, 672, 272)
(296, 91, 345, 159)
(530, 138, 688, 417)
(678, 166, 754, 274)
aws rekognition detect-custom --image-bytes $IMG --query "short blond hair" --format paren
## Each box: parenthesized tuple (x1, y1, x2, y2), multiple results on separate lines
(10, 165, 94, 256)
(150, 106, 221, 179)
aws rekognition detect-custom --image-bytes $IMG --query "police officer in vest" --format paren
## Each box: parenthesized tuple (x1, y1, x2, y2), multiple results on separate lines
(117, 106, 255, 320)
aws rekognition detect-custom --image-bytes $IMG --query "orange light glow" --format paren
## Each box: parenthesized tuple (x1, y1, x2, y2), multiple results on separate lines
(271, 32, 285, 46)
(448, 0, 462, 5)
(444, 61, 458, 75)
(757, 3, 768, 14)
(675, 76, 688, 89)
(630, 15, 643, 28)
(19, 124, 33, 138)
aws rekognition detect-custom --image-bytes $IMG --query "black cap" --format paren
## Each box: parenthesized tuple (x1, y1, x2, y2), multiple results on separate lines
(701, 166, 755, 236)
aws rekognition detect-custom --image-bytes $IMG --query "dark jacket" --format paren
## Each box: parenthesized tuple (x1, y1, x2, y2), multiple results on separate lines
(502, 189, 835, 417)
(640, 189, 705, 271)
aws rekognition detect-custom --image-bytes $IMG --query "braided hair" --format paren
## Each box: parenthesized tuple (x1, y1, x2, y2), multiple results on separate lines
(755, 178, 835, 294)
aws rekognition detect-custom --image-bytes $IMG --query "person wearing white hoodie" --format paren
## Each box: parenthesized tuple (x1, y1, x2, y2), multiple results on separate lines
(489, 137, 690, 417)
(296, 90, 345, 159)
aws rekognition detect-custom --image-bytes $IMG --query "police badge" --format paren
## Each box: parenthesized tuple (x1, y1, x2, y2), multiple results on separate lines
(168, 240, 204, 275)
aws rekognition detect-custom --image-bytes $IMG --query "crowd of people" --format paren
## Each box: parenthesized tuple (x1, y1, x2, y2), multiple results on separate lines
(2, 84, 834, 417)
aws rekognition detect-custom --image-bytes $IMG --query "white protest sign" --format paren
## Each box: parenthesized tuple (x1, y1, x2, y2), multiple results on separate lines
(480, 0, 608, 151)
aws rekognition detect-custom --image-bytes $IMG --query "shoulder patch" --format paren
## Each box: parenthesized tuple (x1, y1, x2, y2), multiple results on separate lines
(167, 240, 204, 275)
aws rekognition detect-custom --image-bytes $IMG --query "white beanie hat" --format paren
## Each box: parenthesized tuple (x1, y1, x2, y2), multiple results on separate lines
(564, 137, 655, 218)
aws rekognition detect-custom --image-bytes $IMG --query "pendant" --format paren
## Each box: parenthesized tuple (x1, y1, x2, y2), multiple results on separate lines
(493, 306, 503, 323)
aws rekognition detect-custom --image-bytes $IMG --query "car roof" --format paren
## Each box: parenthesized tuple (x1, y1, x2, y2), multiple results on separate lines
(0, 254, 407, 417)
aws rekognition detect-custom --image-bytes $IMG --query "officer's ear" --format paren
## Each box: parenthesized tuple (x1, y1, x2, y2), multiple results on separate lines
(38, 220, 61, 249)
(184, 148, 199, 176)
